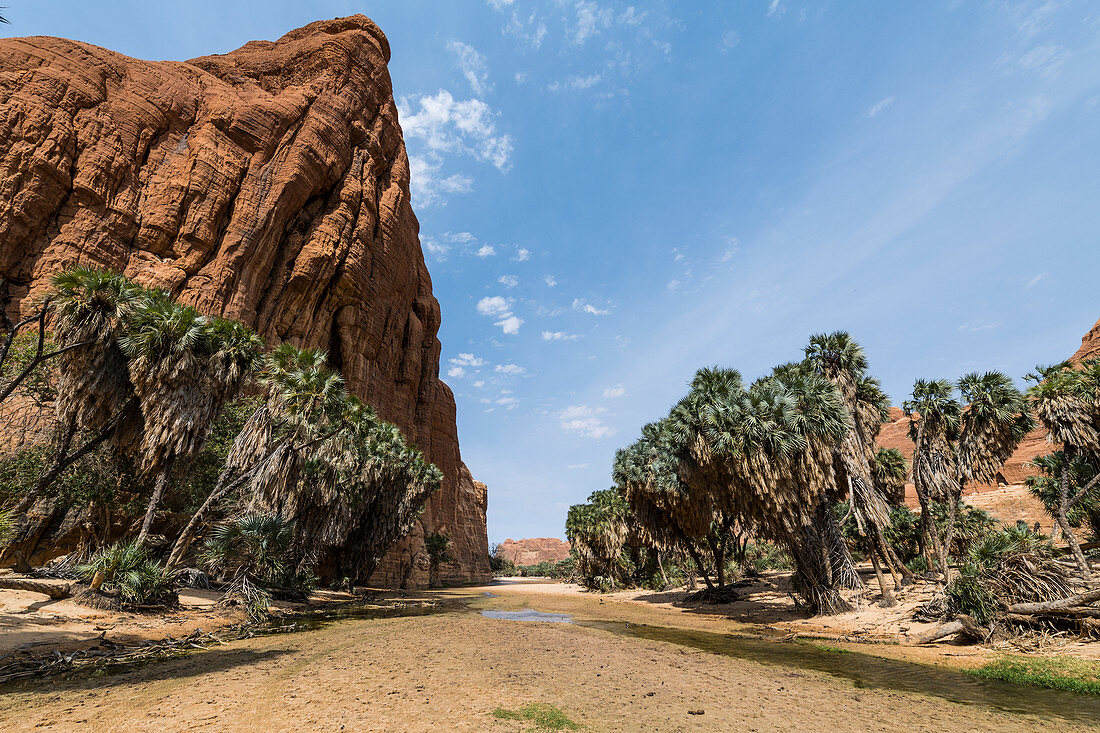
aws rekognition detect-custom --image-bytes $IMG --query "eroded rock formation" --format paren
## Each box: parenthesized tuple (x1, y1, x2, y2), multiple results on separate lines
(497, 538, 571, 567)
(0, 16, 489, 586)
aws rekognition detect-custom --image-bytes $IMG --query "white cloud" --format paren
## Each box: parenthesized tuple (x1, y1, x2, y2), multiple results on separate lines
(1025, 273, 1046, 288)
(542, 330, 579, 341)
(559, 405, 617, 440)
(514, 248, 532, 262)
(473, 380, 485, 388)
(567, 463, 588, 470)
(497, 315, 524, 335)
(477, 296, 511, 317)
(498, 274, 519, 288)
(767, 0, 783, 17)
(602, 384, 626, 398)
(408, 155, 474, 207)
(866, 96, 895, 118)
(401, 90, 512, 170)
(423, 237, 451, 260)
(571, 0, 614, 44)
(450, 353, 486, 368)
(448, 41, 491, 95)
(514, 72, 528, 84)
(476, 244, 497, 258)
(496, 396, 519, 409)
(476, 298, 524, 334)
(572, 298, 611, 315)
(544, 275, 557, 287)
(667, 279, 682, 290)
(722, 30, 740, 50)
(486, 0, 515, 8)
(495, 363, 526, 375)
(447, 366, 466, 378)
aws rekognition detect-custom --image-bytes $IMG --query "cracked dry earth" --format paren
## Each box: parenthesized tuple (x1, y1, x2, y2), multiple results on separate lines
(0, 584, 1093, 732)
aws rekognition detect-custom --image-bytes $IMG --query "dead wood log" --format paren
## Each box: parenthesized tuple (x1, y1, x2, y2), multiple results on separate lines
(912, 614, 986, 644)
(0, 577, 72, 599)
(1006, 587, 1100, 614)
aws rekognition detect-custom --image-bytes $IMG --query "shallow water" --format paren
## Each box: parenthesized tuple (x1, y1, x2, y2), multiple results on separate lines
(480, 609, 572, 623)
(573, 619, 1100, 723)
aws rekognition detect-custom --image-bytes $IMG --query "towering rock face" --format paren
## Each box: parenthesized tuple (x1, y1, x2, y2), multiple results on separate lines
(0, 16, 489, 586)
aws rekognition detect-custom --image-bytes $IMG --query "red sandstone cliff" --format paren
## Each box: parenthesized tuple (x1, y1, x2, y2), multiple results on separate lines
(0, 16, 489, 587)
(497, 538, 571, 567)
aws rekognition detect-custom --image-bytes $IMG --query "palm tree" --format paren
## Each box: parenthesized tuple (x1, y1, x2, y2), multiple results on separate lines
(166, 345, 340, 566)
(904, 379, 960, 578)
(5, 269, 145, 521)
(805, 332, 904, 604)
(1027, 360, 1100, 578)
(121, 294, 263, 546)
(873, 448, 908, 505)
(424, 533, 452, 588)
(904, 372, 1031, 582)
(566, 489, 633, 589)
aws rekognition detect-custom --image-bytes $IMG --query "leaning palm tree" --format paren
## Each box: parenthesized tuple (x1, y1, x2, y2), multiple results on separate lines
(566, 489, 632, 589)
(5, 268, 145, 521)
(121, 293, 263, 545)
(873, 448, 909, 505)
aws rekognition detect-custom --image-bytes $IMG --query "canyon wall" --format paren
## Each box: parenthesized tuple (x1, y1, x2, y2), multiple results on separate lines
(0, 16, 489, 586)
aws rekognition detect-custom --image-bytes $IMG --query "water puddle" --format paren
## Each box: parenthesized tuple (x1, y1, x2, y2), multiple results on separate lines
(575, 619, 1100, 723)
(480, 609, 573, 623)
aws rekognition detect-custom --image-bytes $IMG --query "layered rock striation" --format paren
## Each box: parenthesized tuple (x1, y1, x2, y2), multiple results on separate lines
(497, 538, 571, 567)
(0, 16, 489, 586)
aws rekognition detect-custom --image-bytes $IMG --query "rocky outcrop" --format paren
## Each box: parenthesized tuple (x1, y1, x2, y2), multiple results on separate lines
(497, 538, 572, 567)
(1072, 317, 1100, 362)
(0, 16, 489, 586)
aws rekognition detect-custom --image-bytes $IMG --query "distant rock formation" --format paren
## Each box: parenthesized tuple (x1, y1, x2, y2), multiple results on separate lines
(497, 538, 571, 567)
(0, 16, 489, 587)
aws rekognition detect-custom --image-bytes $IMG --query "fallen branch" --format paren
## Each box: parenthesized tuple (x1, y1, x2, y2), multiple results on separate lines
(0, 577, 72, 600)
(912, 614, 986, 644)
(1006, 587, 1100, 614)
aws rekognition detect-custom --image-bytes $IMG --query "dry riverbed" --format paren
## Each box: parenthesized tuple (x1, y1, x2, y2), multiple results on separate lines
(0, 577, 1097, 731)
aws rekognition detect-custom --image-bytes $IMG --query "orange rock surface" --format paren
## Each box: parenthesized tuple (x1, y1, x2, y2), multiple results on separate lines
(497, 538, 572, 567)
(0, 16, 488, 587)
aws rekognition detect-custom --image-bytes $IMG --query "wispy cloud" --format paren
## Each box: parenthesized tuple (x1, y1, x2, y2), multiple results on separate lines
(408, 156, 473, 207)
(549, 73, 602, 92)
(958, 319, 1003, 333)
(544, 275, 557, 287)
(866, 96, 895, 118)
(602, 384, 626, 398)
(542, 330, 579, 341)
(495, 363, 527, 375)
(567, 463, 589, 470)
(1025, 273, 1047, 288)
(498, 274, 519, 288)
(476, 244, 497, 257)
(559, 405, 617, 439)
(448, 41, 491, 95)
(514, 248, 532, 262)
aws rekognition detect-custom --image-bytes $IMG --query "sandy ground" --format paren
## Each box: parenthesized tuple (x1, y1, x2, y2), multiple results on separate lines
(0, 578, 1096, 732)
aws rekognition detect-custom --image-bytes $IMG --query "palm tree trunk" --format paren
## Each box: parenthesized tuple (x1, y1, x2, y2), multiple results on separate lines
(166, 466, 253, 567)
(1057, 469, 1093, 580)
(136, 456, 175, 547)
(656, 550, 669, 589)
(0, 578, 71, 599)
(941, 493, 958, 583)
(869, 550, 896, 607)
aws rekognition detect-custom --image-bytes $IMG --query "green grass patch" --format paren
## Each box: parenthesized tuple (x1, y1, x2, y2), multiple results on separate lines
(967, 655, 1100, 696)
(493, 703, 581, 730)
(804, 641, 852, 655)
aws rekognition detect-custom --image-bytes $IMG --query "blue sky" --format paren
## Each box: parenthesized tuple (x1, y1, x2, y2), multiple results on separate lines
(6, 1, 1100, 544)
